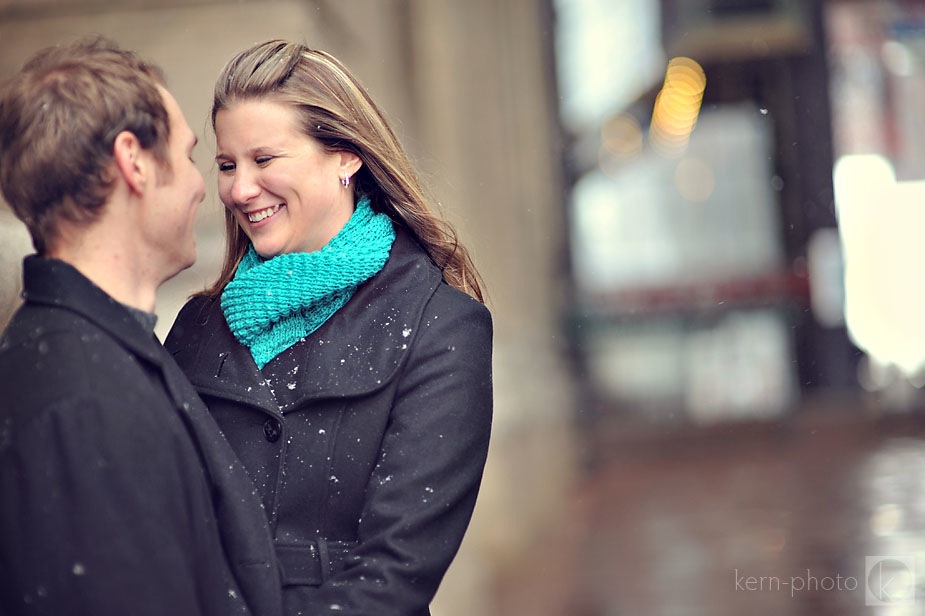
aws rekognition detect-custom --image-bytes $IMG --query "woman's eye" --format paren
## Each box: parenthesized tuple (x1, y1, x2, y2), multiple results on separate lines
(256, 156, 273, 165)
(218, 161, 235, 173)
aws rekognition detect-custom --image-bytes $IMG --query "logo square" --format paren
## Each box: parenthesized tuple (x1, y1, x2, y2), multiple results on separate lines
(865, 556, 915, 606)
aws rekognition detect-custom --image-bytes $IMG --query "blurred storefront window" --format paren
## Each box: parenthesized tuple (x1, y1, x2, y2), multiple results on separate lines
(557, 0, 805, 425)
(570, 104, 798, 423)
(559, 0, 925, 424)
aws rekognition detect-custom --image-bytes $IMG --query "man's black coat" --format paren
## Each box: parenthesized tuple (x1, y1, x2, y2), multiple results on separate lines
(0, 256, 282, 616)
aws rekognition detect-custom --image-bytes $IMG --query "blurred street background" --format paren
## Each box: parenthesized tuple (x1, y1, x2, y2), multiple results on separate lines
(3, 0, 925, 613)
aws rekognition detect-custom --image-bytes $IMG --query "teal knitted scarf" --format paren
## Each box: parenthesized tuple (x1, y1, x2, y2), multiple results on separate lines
(221, 196, 395, 369)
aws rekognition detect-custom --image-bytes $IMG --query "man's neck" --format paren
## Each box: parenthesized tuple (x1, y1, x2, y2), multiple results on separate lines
(47, 225, 161, 314)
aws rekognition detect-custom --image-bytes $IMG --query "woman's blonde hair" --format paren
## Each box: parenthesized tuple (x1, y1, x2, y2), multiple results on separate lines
(201, 39, 485, 302)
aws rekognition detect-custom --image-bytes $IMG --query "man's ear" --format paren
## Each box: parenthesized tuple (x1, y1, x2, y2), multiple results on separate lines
(112, 131, 147, 194)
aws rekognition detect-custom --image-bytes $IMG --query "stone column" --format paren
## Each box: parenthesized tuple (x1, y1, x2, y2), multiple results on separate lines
(403, 1, 580, 613)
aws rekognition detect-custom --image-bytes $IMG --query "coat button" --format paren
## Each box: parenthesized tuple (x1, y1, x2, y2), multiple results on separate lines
(263, 418, 282, 442)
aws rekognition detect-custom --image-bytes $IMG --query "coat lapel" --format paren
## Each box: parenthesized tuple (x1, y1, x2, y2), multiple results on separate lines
(171, 230, 443, 412)
(157, 349, 283, 616)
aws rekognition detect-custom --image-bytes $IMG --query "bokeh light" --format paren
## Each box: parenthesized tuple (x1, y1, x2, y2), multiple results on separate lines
(650, 56, 706, 157)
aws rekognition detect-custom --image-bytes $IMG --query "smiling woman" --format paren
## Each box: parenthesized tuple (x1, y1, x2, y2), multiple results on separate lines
(164, 39, 493, 616)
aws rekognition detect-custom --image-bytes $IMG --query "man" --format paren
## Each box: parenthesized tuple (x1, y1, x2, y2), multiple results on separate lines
(0, 37, 282, 616)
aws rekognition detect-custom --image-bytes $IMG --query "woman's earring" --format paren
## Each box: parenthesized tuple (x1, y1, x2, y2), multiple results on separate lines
(341, 174, 350, 188)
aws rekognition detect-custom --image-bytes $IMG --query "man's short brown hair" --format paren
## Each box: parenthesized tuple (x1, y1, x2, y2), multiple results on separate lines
(0, 36, 170, 254)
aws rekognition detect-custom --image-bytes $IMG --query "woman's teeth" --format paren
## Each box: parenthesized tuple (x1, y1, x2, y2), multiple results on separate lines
(248, 204, 282, 223)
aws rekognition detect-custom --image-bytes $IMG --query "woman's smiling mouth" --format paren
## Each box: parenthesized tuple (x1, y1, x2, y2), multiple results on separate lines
(247, 204, 283, 223)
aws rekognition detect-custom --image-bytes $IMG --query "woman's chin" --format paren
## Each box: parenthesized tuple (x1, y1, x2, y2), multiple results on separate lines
(254, 246, 283, 260)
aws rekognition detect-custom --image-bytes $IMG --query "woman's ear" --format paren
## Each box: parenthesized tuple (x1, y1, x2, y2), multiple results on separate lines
(338, 151, 362, 179)
(112, 131, 147, 194)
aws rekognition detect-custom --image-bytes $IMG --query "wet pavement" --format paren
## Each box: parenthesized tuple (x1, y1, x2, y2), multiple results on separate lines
(491, 398, 925, 615)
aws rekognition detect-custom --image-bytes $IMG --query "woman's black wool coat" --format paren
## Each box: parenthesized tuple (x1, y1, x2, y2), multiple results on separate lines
(165, 229, 494, 616)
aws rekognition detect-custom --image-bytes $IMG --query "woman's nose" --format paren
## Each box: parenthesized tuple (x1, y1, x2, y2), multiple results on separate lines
(231, 168, 260, 204)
